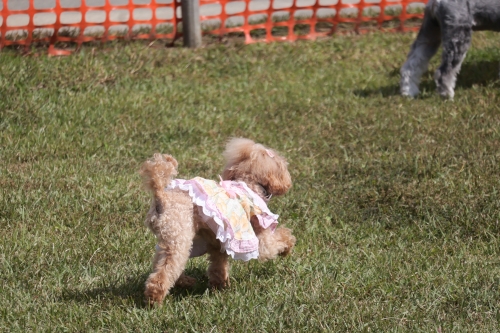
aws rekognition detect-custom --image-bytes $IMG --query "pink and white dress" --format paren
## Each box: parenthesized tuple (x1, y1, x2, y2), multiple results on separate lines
(166, 177, 279, 261)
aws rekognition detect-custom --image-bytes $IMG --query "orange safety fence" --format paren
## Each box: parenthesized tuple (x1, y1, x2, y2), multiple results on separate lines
(200, 0, 427, 43)
(0, 0, 181, 55)
(0, 0, 427, 55)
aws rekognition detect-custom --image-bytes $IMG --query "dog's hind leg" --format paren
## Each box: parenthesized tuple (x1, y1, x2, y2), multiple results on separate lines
(434, 24, 472, 99)
(144, 193, 195, 306)
(144, 228, 194, 305)
(400, 11, 442, 97)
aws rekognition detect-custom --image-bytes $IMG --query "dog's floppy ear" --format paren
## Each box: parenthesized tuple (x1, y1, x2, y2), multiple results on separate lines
(221, 166, 235, 181)
(222, 138, 255, 179)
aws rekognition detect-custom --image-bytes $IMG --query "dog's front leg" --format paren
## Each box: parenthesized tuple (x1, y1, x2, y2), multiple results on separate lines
(400, 11, 441, 97)
(207, 247, 230, 289)
(434, 24, 472, 99)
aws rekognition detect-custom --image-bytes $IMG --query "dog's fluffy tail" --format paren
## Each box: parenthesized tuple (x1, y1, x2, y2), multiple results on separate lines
(140, 153, 178, 199)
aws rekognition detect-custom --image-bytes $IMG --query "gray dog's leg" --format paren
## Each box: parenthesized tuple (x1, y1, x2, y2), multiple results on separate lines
(400, 12, 442, 97)
(434, 25, 472, 99)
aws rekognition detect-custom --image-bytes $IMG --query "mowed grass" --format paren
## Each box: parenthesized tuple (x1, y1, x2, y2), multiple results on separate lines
(1, 31, 500, 332)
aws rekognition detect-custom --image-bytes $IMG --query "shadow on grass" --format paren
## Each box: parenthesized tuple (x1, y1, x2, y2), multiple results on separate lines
(353, 66, 414, 98)
(456, 60, 500, 89)
(60, 267, 209, 308)
(353, 60, 500, 98)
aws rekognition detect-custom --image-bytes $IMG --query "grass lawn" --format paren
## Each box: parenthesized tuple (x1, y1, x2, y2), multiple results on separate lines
(1, 31, 500, 332)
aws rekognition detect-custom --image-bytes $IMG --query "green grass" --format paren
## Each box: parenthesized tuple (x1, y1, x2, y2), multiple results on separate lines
(1, 31, 500, 332)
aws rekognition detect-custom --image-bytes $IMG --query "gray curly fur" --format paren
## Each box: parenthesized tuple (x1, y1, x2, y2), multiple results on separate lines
(400, 0, 500, 99)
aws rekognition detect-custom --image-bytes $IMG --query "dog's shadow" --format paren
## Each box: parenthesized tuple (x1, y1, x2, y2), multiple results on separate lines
(60, 267, 209, 308)
(455, 60, 499, 89)
(353, 60, 500, 98)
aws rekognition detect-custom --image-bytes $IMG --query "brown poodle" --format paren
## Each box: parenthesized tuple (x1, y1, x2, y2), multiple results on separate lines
(140, 138, 296, 305)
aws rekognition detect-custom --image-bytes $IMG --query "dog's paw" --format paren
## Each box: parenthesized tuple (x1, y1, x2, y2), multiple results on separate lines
(275, 227, 296, 257)
(175, 274, 197, 288)
(278, 242, 294, 257)
(209, 277, 230, 290)
(144, 280, 167, 306)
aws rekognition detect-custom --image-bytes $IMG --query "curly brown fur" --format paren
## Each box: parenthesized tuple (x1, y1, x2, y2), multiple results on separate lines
(141, 138, 296, 306)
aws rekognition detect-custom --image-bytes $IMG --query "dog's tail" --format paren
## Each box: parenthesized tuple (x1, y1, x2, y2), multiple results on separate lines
(140, 153, 178, 200)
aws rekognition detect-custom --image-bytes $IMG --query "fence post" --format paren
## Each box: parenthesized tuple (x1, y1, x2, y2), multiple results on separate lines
(181, 0, 202, 48)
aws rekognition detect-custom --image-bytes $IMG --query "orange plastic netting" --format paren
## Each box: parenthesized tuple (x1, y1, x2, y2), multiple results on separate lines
(0, 0, 427, 54)
(0, 0, 181, 55)
(200, 0, 427, 43)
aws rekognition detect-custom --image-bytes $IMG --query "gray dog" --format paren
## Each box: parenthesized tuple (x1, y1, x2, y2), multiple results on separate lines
(400, 0, 500, 99)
